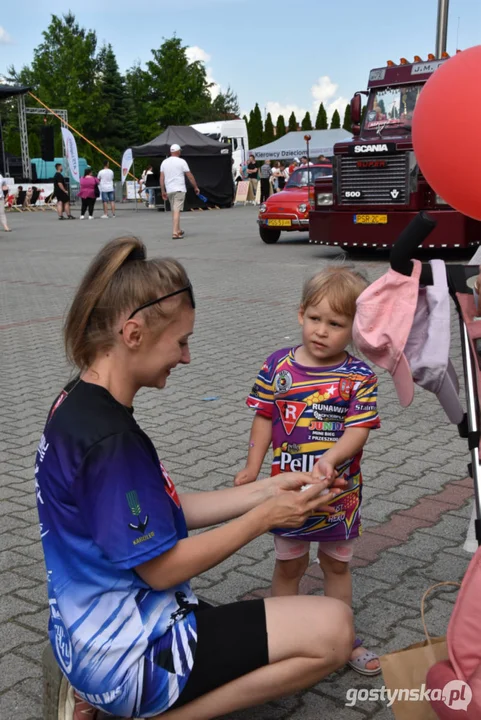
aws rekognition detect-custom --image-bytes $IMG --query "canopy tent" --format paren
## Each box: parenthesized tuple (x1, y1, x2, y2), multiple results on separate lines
(250, 129, 352, 160)
(132, 126, 233, 208)
(0, 84, 31, 100)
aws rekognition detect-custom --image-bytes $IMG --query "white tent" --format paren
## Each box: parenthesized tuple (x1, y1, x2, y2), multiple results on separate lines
(250, 129, 351, 160)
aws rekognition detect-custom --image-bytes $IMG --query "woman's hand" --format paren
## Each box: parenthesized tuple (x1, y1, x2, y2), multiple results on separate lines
(261, 478, 343, 529)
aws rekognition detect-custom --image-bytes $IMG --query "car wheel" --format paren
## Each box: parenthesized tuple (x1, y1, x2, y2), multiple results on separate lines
(259, 227, 281, 244)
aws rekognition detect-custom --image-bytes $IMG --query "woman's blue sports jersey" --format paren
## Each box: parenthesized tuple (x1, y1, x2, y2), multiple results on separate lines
(35, 379, 198, 717)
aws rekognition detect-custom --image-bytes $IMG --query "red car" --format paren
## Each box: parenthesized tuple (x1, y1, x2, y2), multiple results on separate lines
(257, 163, 332, 244)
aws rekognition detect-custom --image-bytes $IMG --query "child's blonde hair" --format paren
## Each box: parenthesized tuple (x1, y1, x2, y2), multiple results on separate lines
(300, 266, 368, 319)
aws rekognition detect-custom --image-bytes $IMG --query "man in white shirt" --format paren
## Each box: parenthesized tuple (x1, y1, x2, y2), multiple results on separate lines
(97, 161, 115, 218)
(160, 144, 200, 238)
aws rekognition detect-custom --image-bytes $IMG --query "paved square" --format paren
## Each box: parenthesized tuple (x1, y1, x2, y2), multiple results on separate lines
(0, 205, 474, 719)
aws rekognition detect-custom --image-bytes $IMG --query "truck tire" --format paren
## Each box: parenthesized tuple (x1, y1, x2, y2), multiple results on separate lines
(259, 227, 281, 244)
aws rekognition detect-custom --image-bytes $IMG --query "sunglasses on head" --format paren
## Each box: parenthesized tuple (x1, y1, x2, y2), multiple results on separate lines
(119, 283, 195, 334)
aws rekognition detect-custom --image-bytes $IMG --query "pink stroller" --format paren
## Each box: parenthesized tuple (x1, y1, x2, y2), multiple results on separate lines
(390, 212, 481, 719)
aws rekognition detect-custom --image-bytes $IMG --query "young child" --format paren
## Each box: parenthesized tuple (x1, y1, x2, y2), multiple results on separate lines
(235, 267, 381, 676)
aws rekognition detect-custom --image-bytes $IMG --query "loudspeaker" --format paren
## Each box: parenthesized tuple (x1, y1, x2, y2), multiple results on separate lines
(40, 126, 55, 161)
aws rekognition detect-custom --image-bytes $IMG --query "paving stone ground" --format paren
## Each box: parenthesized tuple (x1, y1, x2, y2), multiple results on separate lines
(0, 204, 476, 719)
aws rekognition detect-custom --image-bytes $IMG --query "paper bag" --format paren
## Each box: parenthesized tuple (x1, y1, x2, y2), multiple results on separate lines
(380, 581, 460, 720)
(380, 636, 448, 719)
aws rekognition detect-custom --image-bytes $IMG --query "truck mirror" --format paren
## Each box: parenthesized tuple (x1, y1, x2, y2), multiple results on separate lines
(351, 94, 361, 124)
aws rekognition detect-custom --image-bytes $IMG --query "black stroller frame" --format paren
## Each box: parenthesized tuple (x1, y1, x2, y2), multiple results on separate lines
(390, 211, 481, 548)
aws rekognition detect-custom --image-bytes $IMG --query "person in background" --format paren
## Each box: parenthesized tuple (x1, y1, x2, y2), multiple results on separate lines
(53, 165, 75, 220)
(278, 161, 287, 190)
(98, 160, 116, 219)
(260, 159, 272, 203)
(140, 165, 154, 207)
(0, 172, 11, 231)
(299, 156, 313, 168)
(317, 154, 329, 164)
(160, 143, 200, 239)
(247, 154, 258, 198)
(288, 159, 299, 175)
(78, 168, 100, 220)
(271, 161, 282, 193)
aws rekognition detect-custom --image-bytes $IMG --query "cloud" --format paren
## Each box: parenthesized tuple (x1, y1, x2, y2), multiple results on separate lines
(0, 26, 12, 44)
(311, 75, 338, 105)
(185, 45, 211, 64)
(265, 101, 308, 123)
(186, 45, 220, 100)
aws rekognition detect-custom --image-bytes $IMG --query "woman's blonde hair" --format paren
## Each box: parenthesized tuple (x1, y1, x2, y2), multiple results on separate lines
(300, 266, 368, 318)
(64, 237, 190, 370)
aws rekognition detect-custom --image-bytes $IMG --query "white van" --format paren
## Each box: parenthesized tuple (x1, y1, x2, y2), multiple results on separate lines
(191, 119, 249, 178)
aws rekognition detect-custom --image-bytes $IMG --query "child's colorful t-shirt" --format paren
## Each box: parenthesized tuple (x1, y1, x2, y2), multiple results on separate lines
(247, 348, 380, 542)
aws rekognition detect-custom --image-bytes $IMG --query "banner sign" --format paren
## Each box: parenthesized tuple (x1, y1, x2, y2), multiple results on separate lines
(121, 148, 133, 185)
(60, 127, 80, 183)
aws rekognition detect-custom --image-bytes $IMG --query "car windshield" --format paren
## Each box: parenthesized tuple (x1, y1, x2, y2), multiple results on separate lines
(286, 166, 332, 188)
(364, 84, 423, 129)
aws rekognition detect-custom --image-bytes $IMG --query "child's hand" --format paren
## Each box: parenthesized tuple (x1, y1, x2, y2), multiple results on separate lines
(312, 457, 337, 484)
(234, 468, 257, 486)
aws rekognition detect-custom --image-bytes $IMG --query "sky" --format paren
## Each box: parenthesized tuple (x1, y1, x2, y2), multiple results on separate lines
(1, 0, 480, 124)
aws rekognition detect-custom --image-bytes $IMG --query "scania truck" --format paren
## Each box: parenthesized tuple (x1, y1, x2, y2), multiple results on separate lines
(309, 54, 481, 249)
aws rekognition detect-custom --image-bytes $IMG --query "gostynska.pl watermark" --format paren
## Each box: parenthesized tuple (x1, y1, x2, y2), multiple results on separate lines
(346, 679, 472, 711)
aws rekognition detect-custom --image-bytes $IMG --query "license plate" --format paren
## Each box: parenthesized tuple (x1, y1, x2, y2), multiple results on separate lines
(268, 219, 292, 227)
(354, 214, 388, 225)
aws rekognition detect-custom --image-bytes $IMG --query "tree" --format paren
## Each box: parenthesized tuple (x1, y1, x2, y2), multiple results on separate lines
(276, 114, 286, 138)
(342, 103, 352, 132)
(361, 105, 367, 123)
(330, 109, 341, 129)
(248, 103, 263, 149)
(95, 44, 138, 157)
(145, 37, 213, 131)
(263, 112, 275, 144)
(315, 103, 328, 130)
(211, 85, 240, 120)
(301, 112, 312, 131)
(288, 111, 298, 132)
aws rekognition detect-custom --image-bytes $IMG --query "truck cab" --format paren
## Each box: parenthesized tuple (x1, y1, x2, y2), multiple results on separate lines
(309, 54, 481, 249)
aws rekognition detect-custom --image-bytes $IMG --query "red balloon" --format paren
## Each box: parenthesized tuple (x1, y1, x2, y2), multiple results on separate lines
(412, 45, 481, 221)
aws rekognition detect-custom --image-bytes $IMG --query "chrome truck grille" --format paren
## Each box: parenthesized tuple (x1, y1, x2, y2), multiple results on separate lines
(338, 153, 409, 205)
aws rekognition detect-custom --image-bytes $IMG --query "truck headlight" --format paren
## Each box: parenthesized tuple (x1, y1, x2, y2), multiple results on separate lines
(317, 193, 333, 206)
(297, 203, 308, 213)
(259, 203, 267, 213)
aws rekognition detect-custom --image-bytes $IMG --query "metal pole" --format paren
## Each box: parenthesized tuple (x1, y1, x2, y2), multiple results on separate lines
(132, 158, 137, 212)
(17, 94, 31, 180)
(435, 0, 450, 58)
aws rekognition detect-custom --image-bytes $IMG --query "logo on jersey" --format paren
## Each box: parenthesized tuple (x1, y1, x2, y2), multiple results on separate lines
(275, 400, 307, 435)
(160, 460, 181, 508)
(126, 490, 149, 534)
(339, 378, 354, 401)
(50, 600, 73, 674)
(274, 370, 293, 395)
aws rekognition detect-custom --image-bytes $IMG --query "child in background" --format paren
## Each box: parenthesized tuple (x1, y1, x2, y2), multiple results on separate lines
(235, 267, 382, 676)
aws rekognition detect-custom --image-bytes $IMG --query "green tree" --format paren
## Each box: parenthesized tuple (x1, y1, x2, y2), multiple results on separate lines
(143, 37, 213, 132)
(275, 114, 286, 138)
(315, 103, 328, 129)
(211, 85, 240, 120)
(330, 109, 341, 129)
(361, 105, 367, 124)
(263, 112, 275, 144)
(342, 103, 352, 131)
(248, 103, 263, 148)
(301, 112, 312, 131)
(288, 111, 298, 132)
(96, 44, 138, 156)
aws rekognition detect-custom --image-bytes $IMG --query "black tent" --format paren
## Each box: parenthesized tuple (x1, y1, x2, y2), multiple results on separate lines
(132, 126, 233, 208)
(0, 84, 31, 99)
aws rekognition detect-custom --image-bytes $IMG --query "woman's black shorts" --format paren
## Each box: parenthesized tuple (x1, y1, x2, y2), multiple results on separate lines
(171, 599, 268, 709)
